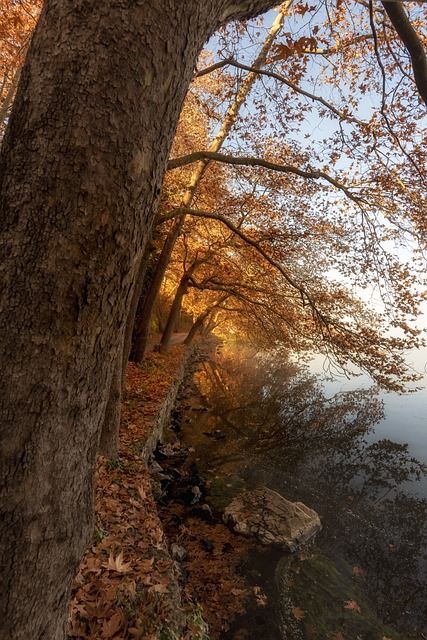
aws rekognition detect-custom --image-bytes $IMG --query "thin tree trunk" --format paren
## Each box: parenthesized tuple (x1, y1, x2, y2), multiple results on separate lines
(130, 228, 177, 362)
(0, 1, 278, 635)
(130, 5, 289, 363)
(159, 279, 189, 351)
(184, 311, 209, 345)
(159, 258, 202, 351)
(184, 294, 229, 345)
(0, 67, 22, 129)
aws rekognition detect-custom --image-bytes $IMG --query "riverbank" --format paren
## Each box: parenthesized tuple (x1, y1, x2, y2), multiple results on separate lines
(67, 339, 427, 640)
(68, 344, 192, 639)
(67, 340, 260, 640)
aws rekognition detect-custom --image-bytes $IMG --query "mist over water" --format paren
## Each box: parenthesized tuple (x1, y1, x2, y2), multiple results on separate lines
(179, 341, 427, 638)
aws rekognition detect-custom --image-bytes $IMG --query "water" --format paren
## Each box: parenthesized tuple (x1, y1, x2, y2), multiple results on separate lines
(179, 341, 427, 639)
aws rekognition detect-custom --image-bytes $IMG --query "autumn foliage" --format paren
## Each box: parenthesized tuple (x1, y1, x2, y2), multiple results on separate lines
(2, 1, 427, 638)
(0, 0, 41, 133)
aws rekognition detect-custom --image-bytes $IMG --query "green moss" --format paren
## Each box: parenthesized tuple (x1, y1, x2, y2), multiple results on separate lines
(282, 547, 401, 640)
(207, 474, 245, 510)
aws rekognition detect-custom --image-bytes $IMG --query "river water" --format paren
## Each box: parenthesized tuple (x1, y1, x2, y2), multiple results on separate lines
(178, 341, 427, 640)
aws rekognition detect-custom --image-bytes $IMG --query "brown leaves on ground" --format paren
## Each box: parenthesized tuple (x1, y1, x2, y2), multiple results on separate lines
(68, 346, 187, 639)
(159, 509, 263, 638)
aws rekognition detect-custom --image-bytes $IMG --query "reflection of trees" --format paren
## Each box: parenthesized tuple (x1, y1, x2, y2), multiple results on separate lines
(314, 440, 427, 632)
(187, 345, 427, 635)
(191, 345, 385, 469)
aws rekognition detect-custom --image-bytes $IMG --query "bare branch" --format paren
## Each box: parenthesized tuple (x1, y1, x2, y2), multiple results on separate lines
(195, 57, 365, 126)
(168, 150, 366, 205)
(195, 57, 233, 78)
(369, 1, 425, 181)
(178, 205, 334, 332)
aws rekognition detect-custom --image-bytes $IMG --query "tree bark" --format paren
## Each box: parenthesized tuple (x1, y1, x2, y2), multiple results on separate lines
(130, 226, 178, 362)
(184, 310, 210, 346)
(381, 0, 427, 108)
(99, 239, 154, 458)
(184, 295, 229, 345)
(0, 1, 277, 637)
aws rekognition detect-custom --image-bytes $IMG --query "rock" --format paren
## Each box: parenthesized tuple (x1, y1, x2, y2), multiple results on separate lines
(203, 430, 226, 440)
(157, 442, 184, 458)
(171, 544, 188, 562)
(223, 486, 321, 552)
(149, 478, 163, 501)
(190, 485, 202, 504)
(148, 461, 163, 474)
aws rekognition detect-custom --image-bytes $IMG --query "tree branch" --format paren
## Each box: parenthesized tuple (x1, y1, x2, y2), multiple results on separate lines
(168, 150, 365, 205)
(195, 57, 365, 126)
(381, 0, 427, 107)
(177, 205, 334, 333)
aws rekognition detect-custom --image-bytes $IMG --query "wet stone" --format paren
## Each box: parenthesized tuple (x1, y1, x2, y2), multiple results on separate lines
(223, 486, 321, 552)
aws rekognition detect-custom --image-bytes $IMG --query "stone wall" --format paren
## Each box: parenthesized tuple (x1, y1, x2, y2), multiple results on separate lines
(141, 345, 195, 460)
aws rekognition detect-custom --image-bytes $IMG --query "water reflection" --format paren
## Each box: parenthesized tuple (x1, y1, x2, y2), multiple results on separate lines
(183, 343, 427, 637)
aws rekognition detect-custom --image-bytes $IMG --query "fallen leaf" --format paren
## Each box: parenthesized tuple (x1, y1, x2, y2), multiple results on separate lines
(101, 612, 124, 638)
(104, 551, 132, 573)
(291, 607, 305, 620)
(68, 617, 87, 638)
(352, 565, 365, 577)
(150, 582, 169, 593)
(255, 593, 267, 606)
(344, 599, 361, 613)
(136, 556, 155, 572)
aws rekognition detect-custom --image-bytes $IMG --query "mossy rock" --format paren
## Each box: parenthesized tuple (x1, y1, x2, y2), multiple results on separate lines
(277, 547, 402, 640)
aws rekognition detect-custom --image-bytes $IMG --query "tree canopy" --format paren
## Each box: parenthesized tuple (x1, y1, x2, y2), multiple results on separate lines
(152, 0, 427, 390)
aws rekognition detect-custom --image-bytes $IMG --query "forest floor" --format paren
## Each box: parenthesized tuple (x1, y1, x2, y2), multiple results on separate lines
(67, 343, 262, 640)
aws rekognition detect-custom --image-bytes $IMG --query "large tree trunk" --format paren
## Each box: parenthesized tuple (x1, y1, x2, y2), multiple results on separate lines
(0, 1, 277, 637)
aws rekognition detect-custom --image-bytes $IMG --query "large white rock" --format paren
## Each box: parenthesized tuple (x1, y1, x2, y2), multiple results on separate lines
(223, 486, 321, 552)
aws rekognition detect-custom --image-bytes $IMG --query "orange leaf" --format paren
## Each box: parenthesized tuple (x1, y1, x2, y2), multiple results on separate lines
(344, 599, 361, 613)
(291, 607, 305, 620)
